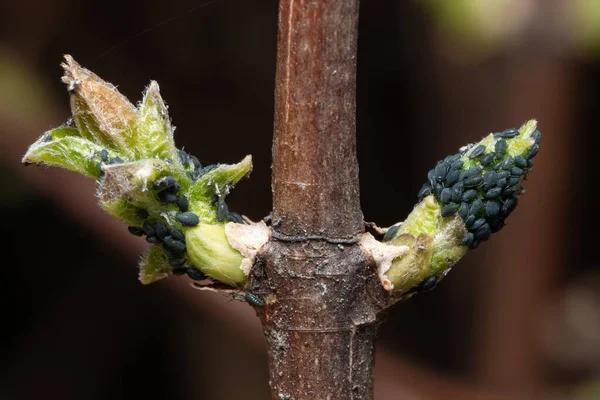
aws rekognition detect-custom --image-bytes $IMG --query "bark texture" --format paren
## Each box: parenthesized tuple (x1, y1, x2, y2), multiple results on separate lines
(253, 1, 389, 399)
(271, 0, 363, 239)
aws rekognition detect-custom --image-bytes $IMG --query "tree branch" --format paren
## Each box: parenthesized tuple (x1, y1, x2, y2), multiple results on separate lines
(254, 1, 388, 399)
(271, 0, 363, 239)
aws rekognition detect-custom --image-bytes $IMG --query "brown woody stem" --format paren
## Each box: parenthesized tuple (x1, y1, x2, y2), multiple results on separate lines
(254, 1, 388, 399)
(271, 0, 363, 238)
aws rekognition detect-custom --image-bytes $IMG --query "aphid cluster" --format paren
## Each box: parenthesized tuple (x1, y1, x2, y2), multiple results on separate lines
(179, 149, 218, 182)
(127, 208, 206, 280)
(211, 194, 244, 224)
(418, 128, 541, 249)
(154, 174, 189, 212)
(179, 149, 245, 224)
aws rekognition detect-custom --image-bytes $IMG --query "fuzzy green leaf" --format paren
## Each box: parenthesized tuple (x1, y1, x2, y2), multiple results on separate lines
(22, 127, 107, 178)
(134, 81, 180, 163)
(139, 244, 172, 284)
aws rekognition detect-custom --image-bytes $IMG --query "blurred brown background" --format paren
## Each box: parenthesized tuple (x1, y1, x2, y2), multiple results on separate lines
(1, 0, 599, 399)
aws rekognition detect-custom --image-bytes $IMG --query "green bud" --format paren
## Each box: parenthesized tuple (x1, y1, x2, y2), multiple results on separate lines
(185, 224, 246, 287)
(23, 56, 257, 288)
(22, 126, 107, 179)
(378, 120, 541, 296)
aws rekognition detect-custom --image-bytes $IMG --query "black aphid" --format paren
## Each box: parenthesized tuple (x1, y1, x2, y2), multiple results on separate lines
(162, 244, 178, 260)
(128, 226, 143, 236)
(502, 186, 517, 197)
(164, 236, 186, 253)
(445, 170, 460, 187)
(451, 160, 464, 170)
(441, 203, 460, 217)
(142, 222, 155, 236)
(483, 171, 498, 187)
(532, 130, 542, 142)
(462, 232, 474, 247)
(172, 267, 188, 276)
(527, 159, 534, 168)
(526, 144, 539, 159)
(417, 276, 437, 292)
(383, 225, 400, 242)
(485, 201, 501, 218)
(166, 182, 181, 194)
(433, 183, 444, 199)
(469, 145, 486, 159)
(458, 202, 469, 219)
(465, 215, 476, 228)
(469, 199, 484, 217)
(500, 155, 513, 170)
(427, 169, 435, 182)
(489, 219, 505, 233)
(169, 228, 185, 241)
(502, 198, 518, 215)
(176, 212, 200, 226)
(434, 163, 449, 182)
(245, 292, 265, 308)
(217, 202, 229, 222)
(176, 195, 189, 212)
(485, 188, 502, 199)
(100, 149, 109, 162)
(462, 189, 478, 203)
(186, 267, 207, 281)
(473, 223, 491, 241)
(169, 258, 185, 267)
(158, 191, 177, 204)
(440, 188, 452, 204)
(154, 175, 176, 191)
(226, 212, 244, 224)
(496, 178, 508, 189)
(444, 154, 461, 163)
(136, 208, 149, 219)
(464, 175, 483, 188)
(508, 176, 520, 186)
(42, 133, 53, 142)
(496, 128, 519, 138)
(494, 140, 507, 159)
(497, 171, 510, 180)
(178, 150, 189, 166)
(155, 222, 168, 240)
(480, 153, 495, 166)
(146, 236, 161, 244)
(451, 183, 464, 203)
(471, 218, 486, 231)
(514, 155, 527, 168)
(511, 167, 525, 176)
(418, 183, 432, 199)
(460, 166, 482, 181)
(109, 157, 124, 164)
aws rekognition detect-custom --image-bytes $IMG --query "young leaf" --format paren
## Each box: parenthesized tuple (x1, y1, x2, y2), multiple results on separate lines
(22, 127, 107, 179)
(135, 81, 180, 163)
